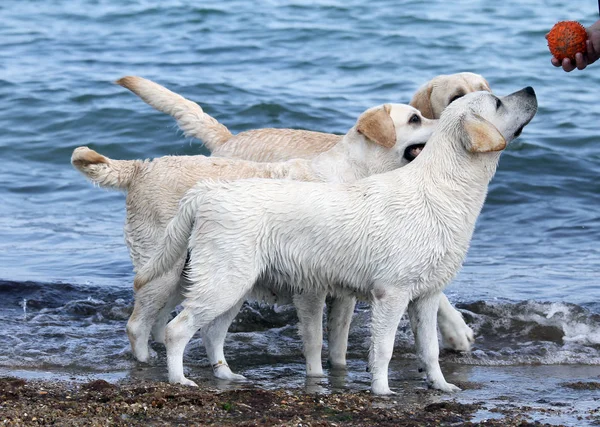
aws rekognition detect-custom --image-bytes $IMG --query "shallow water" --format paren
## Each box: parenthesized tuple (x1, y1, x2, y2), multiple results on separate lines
(0, 0, 599, 417)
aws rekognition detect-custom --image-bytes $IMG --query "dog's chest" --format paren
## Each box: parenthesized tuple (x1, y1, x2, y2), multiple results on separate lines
(384, 213, 474, 292)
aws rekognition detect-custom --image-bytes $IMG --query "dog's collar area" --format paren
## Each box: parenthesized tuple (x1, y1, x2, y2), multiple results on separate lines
(212, 361, 229, 370)
(404, 143, 425, 162)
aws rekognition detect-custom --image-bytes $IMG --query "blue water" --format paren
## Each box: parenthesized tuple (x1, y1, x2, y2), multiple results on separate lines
(0, 0, 599, 382)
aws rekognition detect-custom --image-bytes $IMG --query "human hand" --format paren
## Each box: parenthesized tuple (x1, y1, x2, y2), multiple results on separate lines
(551, 19, 600, 72)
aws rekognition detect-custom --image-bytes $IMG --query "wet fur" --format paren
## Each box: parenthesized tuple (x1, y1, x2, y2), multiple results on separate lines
(134, 88, 537, 394)
(72, 103, 448, 380)
(72, 73, 488, 380)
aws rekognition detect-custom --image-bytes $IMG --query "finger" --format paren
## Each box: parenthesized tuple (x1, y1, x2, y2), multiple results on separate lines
(575, 52, 588, 70)
(562, 58, 576, 72)
(551, 57, 561, 67)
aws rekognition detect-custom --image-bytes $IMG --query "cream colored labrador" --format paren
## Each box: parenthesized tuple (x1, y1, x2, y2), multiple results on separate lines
(135, 87, 537, 393)
(409, 72, 491, 120)
(72, 103, 436, 380)
(116, 72, 490, 161)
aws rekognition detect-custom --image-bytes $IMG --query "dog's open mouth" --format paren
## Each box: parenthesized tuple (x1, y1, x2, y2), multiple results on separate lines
(513, 124, 525, 139)
(404, 143, 425, 162)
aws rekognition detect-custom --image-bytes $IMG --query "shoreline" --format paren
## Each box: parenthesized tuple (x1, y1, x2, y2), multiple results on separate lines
(2, 364, 599, 426)
(0, 376, 548, 426)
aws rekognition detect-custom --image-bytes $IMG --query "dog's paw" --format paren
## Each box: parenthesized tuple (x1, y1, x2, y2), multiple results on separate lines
(213, 364, 247, 382)
(371, 387, 396, 395)
(173, 377, 198, 387)
(428, 380, 461, 393)
(441, 324, 475, 352)
(371, 380, 396, 395)
(216, 371, 247, 382)
(439, 312, 475, 352)
(134, 346, 158, 363)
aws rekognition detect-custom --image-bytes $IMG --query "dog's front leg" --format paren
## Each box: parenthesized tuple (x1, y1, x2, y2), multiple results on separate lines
(369, 287, 410, 395)
(293, 290, 327, 377)
(408, 292, 461, 392)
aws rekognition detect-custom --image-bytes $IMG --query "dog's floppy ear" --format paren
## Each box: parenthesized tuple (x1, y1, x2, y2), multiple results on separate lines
(356, 104, 396, 148)
(463, 113, 506, 153)
(481, 78, 492, 92)
(410, 83, 434, 119)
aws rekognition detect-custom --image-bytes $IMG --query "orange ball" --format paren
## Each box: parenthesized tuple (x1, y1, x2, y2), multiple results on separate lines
(546, 21, 588, 62)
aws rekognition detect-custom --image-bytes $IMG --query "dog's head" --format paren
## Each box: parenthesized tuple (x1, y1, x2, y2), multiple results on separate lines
(354, 103, 437, 168)
(439, 87, 537, 158)
(410, 72, 491, 120)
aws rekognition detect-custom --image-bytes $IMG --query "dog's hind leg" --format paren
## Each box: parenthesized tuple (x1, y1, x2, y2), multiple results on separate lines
(408, 291, 461, 393)
(437, 294, 474, 351)
(165, 272, 255, 386)
(151, 281, 185, 344)
(326, 294, 356, 369)
(200, 299, 247, 381)
(369, 286, 410, 395)
(127, 267, 183, 362)
(294, 290, 327, 377)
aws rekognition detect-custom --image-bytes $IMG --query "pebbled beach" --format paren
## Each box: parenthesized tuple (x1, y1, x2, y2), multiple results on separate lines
(2, 368, 599, 426)
(2, 352, 600, 426)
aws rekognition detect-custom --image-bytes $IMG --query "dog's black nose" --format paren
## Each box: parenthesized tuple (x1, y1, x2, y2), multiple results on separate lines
(524, 86, 535, 96)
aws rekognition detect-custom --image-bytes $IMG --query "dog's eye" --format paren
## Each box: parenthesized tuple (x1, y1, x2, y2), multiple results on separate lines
(496, 98, 502, 109)
(408, 114, 421, 125)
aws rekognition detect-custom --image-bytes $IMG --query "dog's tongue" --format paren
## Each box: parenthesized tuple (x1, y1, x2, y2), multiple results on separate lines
(408, 145, 423, 159)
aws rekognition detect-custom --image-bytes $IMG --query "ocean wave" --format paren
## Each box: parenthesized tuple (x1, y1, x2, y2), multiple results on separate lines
(445, 300, 600, 366)
(1, 281, 599, 372)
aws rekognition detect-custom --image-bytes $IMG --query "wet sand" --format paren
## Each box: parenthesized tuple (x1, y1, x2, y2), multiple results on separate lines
(2, 363, 599, 426)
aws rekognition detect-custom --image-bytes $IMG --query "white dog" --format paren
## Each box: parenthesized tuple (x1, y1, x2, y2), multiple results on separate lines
(72, 103, 437, 380)
(135, 88, 537, 394)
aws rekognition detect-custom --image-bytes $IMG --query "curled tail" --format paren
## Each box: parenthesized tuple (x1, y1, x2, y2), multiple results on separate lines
(71, 146, 138, 190)
(116, 76, 233, 152)
(133, 187, 203, 291)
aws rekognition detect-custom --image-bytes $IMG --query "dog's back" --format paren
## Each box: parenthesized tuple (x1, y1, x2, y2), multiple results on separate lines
(211, 129, 341, 162)
(72, 147, 315, 270)
(117, 76, 341, 161)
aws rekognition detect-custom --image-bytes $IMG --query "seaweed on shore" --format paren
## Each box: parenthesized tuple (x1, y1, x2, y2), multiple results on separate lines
(0, 376, 566, 426)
